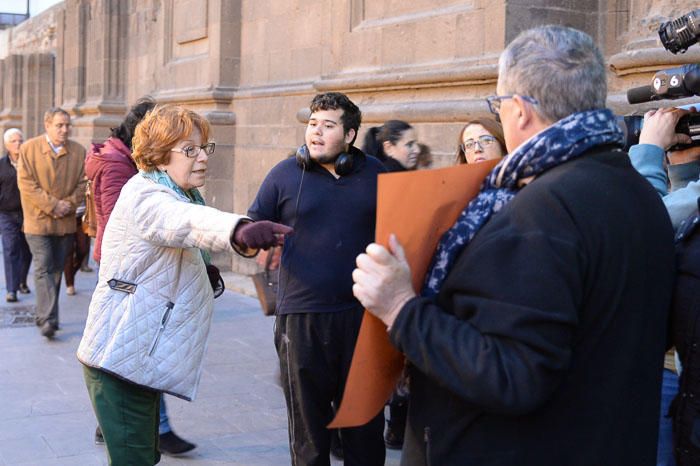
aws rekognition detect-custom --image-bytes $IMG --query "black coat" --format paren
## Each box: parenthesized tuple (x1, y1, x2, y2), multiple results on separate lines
(0, 154, 22, 212)
(669, 201, 700, 465)
(390, 148, 675, 465)
(383, 156, 406, 173)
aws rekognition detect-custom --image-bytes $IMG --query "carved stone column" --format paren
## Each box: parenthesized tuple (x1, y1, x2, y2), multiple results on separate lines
(58, 0, 88, 116)
(74, 0, 128, 145)
(22, 53, 55, 138)
(0, 55, 25, 149)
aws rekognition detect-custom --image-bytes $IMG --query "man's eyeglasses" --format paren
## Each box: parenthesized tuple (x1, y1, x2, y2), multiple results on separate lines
(462, 135, 497, 153)
(486, 95, 539, 115)
(171, 142, 216, 158)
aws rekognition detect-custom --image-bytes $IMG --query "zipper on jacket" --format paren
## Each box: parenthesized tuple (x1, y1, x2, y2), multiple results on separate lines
(424, 427, 433, 466)
(148, 302, 174, 356)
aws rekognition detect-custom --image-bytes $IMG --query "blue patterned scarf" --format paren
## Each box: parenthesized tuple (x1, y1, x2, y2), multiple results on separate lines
(422, 109, 624, 297)
(140, 169, 211, 264)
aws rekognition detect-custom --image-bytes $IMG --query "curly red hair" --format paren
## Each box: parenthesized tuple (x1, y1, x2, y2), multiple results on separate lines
(132, 105, 211, 171)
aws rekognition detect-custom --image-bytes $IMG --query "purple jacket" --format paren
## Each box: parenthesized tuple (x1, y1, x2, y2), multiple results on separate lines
(85, 137, 137, 262)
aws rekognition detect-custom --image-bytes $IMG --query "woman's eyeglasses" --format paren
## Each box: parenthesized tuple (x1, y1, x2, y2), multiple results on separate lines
(462, 135, 497, 153)
(171, 142, 216, 158)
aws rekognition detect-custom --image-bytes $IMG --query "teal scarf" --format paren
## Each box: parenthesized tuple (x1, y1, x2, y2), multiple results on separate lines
(140, 169, 211, 265)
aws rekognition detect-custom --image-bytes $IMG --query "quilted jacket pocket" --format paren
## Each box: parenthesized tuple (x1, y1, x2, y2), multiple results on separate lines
(148, 302, 174, 356)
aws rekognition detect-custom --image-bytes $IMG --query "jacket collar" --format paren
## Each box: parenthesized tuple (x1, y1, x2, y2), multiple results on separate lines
(42, 136, 68, 157)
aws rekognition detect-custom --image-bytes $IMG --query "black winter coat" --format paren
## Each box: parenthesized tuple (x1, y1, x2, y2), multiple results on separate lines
(0, 154, 22, 212)
(669, 202, 700, 466)
(390, 148, 675, 466)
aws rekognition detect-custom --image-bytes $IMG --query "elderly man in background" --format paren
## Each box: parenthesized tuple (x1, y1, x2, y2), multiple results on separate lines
(18, 108, 86, 339)
(0, 128, 32, 303)
(353, 25, 676, 465)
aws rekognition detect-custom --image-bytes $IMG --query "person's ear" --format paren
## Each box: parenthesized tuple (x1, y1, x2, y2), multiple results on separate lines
(512, 95, 533, 131)
(513, 95, 550, 131)
(382, 140, 394, 156)
(344, 128, 356, 145)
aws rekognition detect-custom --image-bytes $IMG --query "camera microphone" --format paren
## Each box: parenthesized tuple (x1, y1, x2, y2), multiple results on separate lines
(627, 85, 658, 104)
(626, 64, 700, 104)
(652, 64, 700, 97)
(659, 9, 700, 54)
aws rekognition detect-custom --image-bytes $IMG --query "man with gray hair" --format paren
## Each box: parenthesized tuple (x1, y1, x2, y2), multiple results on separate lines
(0, 128, 32, 303)
(351, 26, 675, 464)
(17, 108, 86, 338)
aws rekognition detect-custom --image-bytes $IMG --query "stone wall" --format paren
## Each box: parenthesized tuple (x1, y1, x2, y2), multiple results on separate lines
(0, 0, 697, 273)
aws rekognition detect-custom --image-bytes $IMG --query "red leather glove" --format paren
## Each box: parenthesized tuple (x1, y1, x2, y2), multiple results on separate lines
(233, 220, 293, 250)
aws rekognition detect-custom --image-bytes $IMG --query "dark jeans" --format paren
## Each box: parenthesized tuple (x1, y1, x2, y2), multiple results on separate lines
(275, 309, 385, 466)
(387, 389, 408, 432)
(63, 217, 90, 287)
(25, 234, 71, 327)
(657, 368, 678, 466)
(0, 211, 31, 293)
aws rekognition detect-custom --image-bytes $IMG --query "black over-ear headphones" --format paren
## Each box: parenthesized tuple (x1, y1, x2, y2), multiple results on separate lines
(295, 144, 354, 176)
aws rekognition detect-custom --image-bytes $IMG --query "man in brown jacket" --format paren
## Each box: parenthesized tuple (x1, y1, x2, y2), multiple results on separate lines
(18, 107, 86, 338)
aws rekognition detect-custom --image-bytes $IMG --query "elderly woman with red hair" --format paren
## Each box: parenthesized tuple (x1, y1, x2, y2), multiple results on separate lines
(78, 105, 291, 465)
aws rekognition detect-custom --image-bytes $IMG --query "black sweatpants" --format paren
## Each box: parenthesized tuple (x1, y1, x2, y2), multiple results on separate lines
(274, 308, 385, 466)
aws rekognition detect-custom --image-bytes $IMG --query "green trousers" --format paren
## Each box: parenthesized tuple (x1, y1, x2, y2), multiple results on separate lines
(83, 365, 161, 465)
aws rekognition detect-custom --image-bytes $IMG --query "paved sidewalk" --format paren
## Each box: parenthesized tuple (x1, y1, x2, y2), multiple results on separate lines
(0, 254, 401, 465)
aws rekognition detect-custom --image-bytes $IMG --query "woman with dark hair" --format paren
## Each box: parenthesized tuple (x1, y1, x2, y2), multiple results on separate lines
(86, 96, 156, 264)
(362, 120, 422, 451)
(455, 117, 507, 164)
(362, 120, 420, 172)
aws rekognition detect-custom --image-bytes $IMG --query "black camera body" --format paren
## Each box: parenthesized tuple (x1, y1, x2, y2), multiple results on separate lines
(618, 113, 700, 152)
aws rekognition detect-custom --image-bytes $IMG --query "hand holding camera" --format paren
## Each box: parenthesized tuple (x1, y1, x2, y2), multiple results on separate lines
(639, 107, 695, 150)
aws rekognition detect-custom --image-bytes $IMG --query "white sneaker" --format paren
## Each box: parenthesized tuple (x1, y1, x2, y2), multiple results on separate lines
(66, 286, 76, 296)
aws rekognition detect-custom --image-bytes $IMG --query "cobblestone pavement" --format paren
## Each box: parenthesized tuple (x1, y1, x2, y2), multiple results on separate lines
(0, 252, 401, 465)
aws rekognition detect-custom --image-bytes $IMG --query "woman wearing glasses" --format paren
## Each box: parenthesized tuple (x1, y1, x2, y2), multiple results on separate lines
(85, 97, 201, 456)
(78, 104, 291, 465)
(455, 117, 507, 164)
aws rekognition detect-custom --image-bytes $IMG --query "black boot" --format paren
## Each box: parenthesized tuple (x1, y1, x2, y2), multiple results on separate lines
(159, 431, 196, 456)
(94, 425, 104, 445)
(384, 398, 407, 449)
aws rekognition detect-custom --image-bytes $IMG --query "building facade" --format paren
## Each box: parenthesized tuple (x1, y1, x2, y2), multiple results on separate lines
(1, 0, 698, 273)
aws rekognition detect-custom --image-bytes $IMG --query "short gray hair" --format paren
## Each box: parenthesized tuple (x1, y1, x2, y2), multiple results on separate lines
(3, 128, 22, 144)
(44, 107, 70, 123)
(498, 25, 607, 123)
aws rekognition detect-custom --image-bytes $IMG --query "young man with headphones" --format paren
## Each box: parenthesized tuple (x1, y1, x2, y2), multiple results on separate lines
(248, 92, 386, 465)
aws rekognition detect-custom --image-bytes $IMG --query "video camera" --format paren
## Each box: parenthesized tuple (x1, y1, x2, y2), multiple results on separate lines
(618, 112, 700, 152)
(621, 9, 700, 150)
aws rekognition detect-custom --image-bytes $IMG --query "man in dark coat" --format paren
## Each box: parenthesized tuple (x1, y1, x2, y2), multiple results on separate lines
(249, 92, 386, 465)
(0, 128, 31, 303)
(352, 26, 675, 465)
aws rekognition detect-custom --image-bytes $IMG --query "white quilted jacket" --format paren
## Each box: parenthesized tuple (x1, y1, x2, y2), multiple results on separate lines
(77, 174, 247, 401)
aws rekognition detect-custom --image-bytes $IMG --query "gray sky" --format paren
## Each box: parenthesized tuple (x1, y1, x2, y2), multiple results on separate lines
(0, 0, 62, 17)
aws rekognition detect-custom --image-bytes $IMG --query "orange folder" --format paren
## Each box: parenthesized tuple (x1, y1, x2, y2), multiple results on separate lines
(329, 159, 498, 428)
